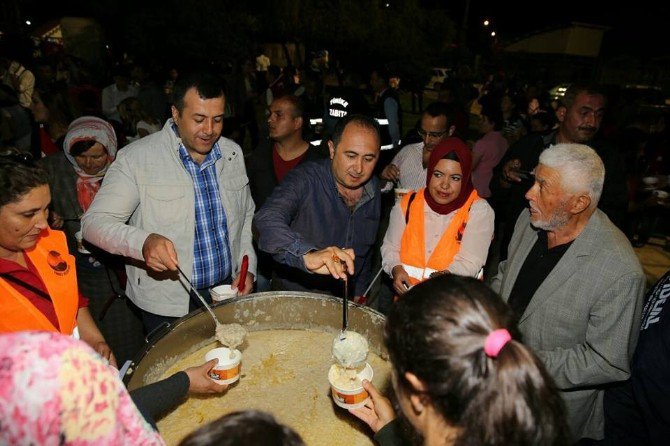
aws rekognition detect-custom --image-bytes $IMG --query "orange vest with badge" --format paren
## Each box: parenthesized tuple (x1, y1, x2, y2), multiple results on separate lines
(399, 188, 479, 285)
(0, 228, 78, 334)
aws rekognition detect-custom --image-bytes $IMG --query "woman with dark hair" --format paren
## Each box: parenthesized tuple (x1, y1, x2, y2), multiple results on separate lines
(179, 410, 305, 446)
(30, 86, 79, 157)
(381, 137, 494, 295)
(0, 149, 115, 365)
(350, 274, 569, 446)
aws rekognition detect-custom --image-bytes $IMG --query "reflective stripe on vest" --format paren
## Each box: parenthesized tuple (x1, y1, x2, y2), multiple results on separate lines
(400, 264, 438, 281)
(399, 188, 479, 286)
(0, 228, 79, 334)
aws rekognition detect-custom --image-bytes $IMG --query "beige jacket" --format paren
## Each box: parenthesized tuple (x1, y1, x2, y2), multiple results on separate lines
(82, 120, 256, 317)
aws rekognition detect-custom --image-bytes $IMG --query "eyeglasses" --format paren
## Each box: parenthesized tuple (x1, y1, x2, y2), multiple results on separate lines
(0, 151, 35, 166)
(417, 129, 447, 139)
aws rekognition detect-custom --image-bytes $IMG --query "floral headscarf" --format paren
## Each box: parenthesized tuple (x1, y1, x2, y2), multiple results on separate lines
(0, 331, 164, 446)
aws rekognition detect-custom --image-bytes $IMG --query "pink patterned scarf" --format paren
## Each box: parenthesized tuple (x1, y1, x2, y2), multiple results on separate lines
(0, 331, 164, 445)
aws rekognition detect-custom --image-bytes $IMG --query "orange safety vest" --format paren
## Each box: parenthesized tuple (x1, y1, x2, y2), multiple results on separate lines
(0, 228, 79, 334)
(399, 188, 479, 285)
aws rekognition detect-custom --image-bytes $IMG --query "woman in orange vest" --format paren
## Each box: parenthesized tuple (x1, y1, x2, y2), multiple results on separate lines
(381, 137, 495, 296)
(0, 150, 116, 367)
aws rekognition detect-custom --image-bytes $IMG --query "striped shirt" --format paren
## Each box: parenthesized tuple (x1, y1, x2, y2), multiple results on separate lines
(177, 137, 232, 288)
(391, 142, 427, 191)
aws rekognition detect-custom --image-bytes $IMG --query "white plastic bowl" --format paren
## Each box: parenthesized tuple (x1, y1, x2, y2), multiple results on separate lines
(205, 347, 242, 385)
(328, 363, 374, 410)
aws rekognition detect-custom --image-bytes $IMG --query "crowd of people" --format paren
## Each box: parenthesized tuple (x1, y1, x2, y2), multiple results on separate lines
(1, 44, 669, 445)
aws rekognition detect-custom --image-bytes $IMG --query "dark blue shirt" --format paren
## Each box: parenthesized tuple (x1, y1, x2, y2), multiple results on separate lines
(253, 159, 380, 296)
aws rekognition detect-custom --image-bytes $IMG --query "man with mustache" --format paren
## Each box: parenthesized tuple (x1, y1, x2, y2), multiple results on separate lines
(491, 143, 645, 443)
(495, 84, 627, 260)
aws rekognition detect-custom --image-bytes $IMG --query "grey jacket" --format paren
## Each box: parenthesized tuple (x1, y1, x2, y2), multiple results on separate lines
(491, 209, 645, 441)
(81, 120, 256, 317)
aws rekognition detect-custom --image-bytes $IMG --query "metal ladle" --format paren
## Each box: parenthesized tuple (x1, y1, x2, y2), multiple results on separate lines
(177, 266, 223, 328)
(176, 267, 247, 356)
(340, 272, 348, 340)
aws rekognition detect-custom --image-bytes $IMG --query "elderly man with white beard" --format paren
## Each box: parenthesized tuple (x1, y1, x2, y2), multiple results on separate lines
(490, 143, 645, 443)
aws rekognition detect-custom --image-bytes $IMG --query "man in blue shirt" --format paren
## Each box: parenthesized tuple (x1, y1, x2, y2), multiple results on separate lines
(82, 72, 256, 332)
(253, 114, 381, 297)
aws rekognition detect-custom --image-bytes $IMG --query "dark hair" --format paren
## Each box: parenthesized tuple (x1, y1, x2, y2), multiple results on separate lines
(530, 111, 557, 132)
(178, 410, 305, 446)
(0, 149, 48, 207)
(372, 68, 390, 82)
(172, 71, 225, 113)
(385, 275, 569, 446)
(69, 139, 98, 157)
(118, 96, 159, 129)
(442, 151, 460, 162)
(274, 94, 304, 121)
(0, 84, 19, 107)
(111, 64, 131, 79)
(36, 87, 78, 126)
(423, 101, 455, 126)
(267, 65, 282, 79)
(330, 114, 380, 148)
(480, 104, 504, 131)
(561, 84, 606, 110)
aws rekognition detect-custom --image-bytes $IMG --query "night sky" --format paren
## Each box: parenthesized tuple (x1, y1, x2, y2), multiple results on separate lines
(15, 0, 670, 58)
(464, 1, 667, 57)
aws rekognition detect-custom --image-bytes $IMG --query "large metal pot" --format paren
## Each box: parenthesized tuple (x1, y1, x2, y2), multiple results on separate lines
(123, 291, 387, 390)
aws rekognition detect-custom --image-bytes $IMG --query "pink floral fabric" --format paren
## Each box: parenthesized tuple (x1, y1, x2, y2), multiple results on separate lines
(0, 331, 164, 446)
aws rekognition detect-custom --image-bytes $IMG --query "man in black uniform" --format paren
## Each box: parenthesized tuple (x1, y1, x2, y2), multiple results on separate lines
(322, 71, 369, 138)
(371, 69, 402, 151)
(604, 269, 670, 445)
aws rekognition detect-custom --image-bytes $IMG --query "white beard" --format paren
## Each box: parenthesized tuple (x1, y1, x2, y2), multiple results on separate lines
(529, 201, 571, 231)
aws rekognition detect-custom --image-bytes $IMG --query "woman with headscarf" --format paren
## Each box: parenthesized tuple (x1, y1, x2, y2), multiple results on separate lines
(0, 331, 227, 445)
(41, 116, 145, 364)
(381, 137, 494, 295)
(42, 115, 118, 232)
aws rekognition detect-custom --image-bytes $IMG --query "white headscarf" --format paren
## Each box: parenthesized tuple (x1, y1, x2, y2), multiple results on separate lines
(62, 116, 118, 212)
(63, 116, 118, 178)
